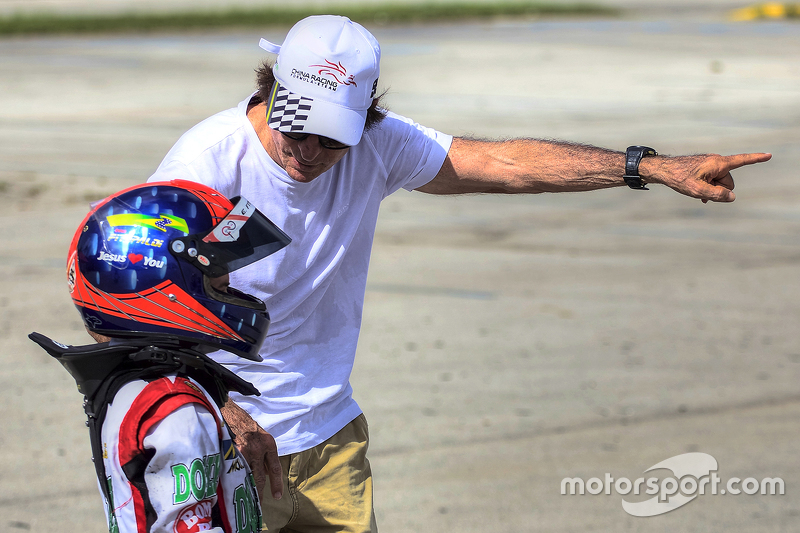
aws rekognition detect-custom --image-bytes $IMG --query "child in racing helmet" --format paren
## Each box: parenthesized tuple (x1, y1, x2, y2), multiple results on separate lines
(30, 180, 290, 533)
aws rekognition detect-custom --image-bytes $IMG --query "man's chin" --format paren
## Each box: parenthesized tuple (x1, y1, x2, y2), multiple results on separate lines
(287, 170, 319, 183)
(285, 165, 321, 183)
(285, 160, 325, 183)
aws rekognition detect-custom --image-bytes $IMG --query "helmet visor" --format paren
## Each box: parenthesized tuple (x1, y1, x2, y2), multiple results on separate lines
(171, 196, 291, 278)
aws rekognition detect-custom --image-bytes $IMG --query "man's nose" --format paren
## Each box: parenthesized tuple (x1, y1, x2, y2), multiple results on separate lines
(296, 135, 324, 161)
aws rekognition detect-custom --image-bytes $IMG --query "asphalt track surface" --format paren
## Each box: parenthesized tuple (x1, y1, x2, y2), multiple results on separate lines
(1, 8, 799, 533)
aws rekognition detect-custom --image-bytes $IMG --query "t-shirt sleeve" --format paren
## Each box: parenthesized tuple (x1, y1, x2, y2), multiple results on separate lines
(138, 404, 223, 533)
(367, 111, 453, 197)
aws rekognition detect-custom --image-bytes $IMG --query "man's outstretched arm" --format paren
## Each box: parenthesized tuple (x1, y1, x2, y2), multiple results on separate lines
(417, 137, 771, 202)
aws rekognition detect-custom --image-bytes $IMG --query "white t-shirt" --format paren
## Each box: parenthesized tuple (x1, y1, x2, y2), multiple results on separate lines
(149, 93, 452, 454)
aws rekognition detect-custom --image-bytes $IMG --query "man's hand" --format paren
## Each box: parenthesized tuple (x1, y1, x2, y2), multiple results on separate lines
(642, 152, 772, 203)
(221, 398, 283, 502)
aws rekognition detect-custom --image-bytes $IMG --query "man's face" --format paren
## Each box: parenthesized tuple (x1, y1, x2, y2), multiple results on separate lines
(265, 128, 350, 183)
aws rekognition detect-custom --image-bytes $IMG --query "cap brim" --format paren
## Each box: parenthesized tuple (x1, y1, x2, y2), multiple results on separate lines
(266, 83, 367, 146)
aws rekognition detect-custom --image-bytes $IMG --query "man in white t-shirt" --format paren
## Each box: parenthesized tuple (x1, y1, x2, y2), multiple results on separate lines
(148, 15, 771, 533)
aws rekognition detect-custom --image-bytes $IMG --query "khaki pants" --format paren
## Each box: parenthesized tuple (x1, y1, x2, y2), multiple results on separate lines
(261, 414, 378, 533)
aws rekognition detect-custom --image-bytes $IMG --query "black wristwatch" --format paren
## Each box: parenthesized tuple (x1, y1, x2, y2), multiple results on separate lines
(624, 145, 657, 190)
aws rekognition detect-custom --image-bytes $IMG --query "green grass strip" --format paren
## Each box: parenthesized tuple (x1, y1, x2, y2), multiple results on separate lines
(0, 2, 619, 36)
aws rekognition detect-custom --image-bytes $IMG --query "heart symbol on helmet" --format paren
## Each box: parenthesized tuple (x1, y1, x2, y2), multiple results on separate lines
(128, 253, 144, 264)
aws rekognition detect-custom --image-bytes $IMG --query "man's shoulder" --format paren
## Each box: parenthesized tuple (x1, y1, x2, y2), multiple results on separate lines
(364, 110, 449, 145)
(360, 110, 451, 162)
(365, 110, 419, 136)
(149, 101, 256, 191)
(359, 111, 423, 154)
(168, 107, 248, 162)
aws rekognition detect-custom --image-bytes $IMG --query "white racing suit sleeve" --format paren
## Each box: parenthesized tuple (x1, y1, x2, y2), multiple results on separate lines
(139, 403, 223, 533)
(103, 376, 261, 533)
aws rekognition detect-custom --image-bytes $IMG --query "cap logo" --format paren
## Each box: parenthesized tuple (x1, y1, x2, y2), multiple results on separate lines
(310, 60, 357, 87)
(288, 59, 356, 92)
(290, 67, 338, 92)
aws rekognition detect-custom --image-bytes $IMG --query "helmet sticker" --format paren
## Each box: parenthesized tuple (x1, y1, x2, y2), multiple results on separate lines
(67, 253, 77, 294)
(106, 233, 165, 248)
(106, 213, 189, 234)
(97, 251, 127, 264)
(84, 315, 102, 329)
(127, 254, 166, 268)
(203, 198, 255, 243)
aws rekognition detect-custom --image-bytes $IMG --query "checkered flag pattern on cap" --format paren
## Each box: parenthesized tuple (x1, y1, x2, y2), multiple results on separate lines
(267, 84, 313, 132)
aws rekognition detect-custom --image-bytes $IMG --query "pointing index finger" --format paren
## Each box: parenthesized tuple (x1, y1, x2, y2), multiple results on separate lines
(723, 152, 772, 170)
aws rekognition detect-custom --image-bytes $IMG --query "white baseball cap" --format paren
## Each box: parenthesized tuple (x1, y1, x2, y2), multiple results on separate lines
(259, 15, 381, 146)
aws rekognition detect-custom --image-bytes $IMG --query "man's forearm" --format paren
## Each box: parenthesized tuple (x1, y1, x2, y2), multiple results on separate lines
(480, 138, 628, 193)
(420, 137, 770, 202)
(421, 138, 629, 195)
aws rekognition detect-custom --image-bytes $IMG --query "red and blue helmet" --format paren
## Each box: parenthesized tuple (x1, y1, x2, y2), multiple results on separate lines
(67, 180, 290, 361)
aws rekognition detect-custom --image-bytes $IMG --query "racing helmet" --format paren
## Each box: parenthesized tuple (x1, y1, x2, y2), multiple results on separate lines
(67, 180, 291, 361)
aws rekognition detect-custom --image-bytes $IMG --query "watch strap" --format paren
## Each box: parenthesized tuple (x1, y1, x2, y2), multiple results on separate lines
(624, 145, 657, 190)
